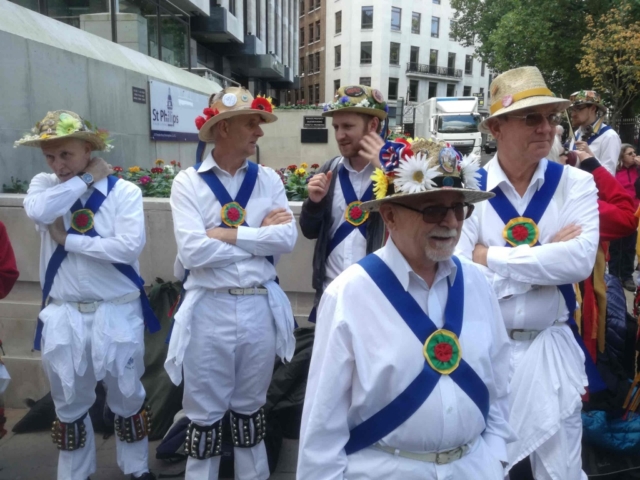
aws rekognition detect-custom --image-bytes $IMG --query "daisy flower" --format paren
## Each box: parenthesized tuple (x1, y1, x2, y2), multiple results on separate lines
(394, 153, 440, 194)
(459, 154, 481, 190)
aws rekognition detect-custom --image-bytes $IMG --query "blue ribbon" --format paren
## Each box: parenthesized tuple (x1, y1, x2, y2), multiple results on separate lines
(572, 125, 612, 148)
(344, 254, 489, 455)
(478, 163, 606, 392)
(326, 164, 374, 257)
(34, 176, 160, 351)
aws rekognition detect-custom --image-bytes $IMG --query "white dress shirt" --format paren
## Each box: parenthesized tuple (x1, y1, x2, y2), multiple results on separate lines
(24, 173, 145, 301)
(569, 122, 621, 176)
(298, 239, 515, 480)
(456, 157, 599, 331)
(324, 157, 374, 289)
(170, 153, 297, 289)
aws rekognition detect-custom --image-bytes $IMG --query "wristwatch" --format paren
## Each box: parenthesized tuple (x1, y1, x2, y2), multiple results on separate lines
(78, 171, 94, 187)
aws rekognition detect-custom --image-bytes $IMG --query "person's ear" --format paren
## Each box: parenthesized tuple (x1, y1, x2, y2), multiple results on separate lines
(379, 203, 397, 231)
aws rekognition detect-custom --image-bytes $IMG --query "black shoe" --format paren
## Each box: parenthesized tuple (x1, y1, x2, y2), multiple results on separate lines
(131, 473, 156, 480)
(623, 278, 636, 292)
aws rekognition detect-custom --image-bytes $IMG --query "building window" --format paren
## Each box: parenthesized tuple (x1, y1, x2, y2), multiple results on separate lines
(360, 77, 371, 87)
(449, 20, 455, 40)
(335, 45, 341, 67)
(315, 20, 321, 41)
(299, 0, 304, 15)
(308, 23, 313, 44)
(334, 79, 340, 96)
(229, 0, 235, 15)
(316, 0, 321, 9)
(410, 46, 420, 69)
(446, 83, 455, 96)
(308, 53, 314, 72)
(465, 55, 473, 75)
(463, 86, 472, 96)
(256, 0, 261, 39)
(361, 6, 373, 29)
(412, 12, 421, 34)
(429, 49, 438, 66)
(428, 82, 438, 98)
(336, 11, 342, 34)
(300, 56, 305, 75)
(309, 85, 314, 103)
(481, 61, 486, 76)
(433, 0, 441, 4)
(315, 52, 320, 72)
(315, 84, 320, 103)
(479, 87, 485, 100)
(409, 79, 419, 102)
(448, 52, 456, 74)
(361, 41, 372, 64)
(431, 17, 440, 38)
(391, 7, 401, 31)
(388, 77, 399, 100)
(300, 27, 304, 46)
(390, 42, 400, 65)
(308, 0, 313, 13)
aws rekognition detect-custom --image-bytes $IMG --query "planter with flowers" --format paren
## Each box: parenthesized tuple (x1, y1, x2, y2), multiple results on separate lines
(113, 159, 182, 198)
(276, 162, 320, 201)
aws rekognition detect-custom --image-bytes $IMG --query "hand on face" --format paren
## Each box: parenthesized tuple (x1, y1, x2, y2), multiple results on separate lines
(307, 171, 333, 203)
(84, 157, 113, 183)
(358, 132, 384, 169)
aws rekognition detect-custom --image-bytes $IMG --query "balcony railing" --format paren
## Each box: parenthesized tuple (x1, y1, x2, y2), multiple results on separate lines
(406, 63, 463, 79)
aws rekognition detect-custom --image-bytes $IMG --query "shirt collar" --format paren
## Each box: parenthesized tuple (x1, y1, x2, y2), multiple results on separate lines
(341, 156, 374, 175)
(197, 151, 249, 175)
(92, 177, 109, 196)
(485, 155, 548, 193)
(383, 237, 458, 292)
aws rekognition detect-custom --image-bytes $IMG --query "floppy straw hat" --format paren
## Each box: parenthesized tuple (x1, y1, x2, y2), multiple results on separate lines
(322, 84, 388, 120)
(14, 110, 113, 151)
(361, 138, 494, 213)
(196, 87, 278, 143)
(569, 90, 607, 114)
(478, 66, 570, 134)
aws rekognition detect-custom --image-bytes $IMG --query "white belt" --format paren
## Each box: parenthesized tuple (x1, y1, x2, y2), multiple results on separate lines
(509, 329, 541, 341)
(217, 287, 268, 296)
(373, 443, 470, 464)
(49, 291, 140, 314)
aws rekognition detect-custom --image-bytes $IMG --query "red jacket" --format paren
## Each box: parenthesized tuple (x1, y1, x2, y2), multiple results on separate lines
(615, 166, 640, 210)
(0, 221, 18, 299)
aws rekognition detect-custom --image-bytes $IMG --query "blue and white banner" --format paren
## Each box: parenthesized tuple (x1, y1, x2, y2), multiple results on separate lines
(149, 80, 209, 142)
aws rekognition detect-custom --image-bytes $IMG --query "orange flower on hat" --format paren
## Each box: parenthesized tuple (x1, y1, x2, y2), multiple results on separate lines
(251, 95, 273, 113)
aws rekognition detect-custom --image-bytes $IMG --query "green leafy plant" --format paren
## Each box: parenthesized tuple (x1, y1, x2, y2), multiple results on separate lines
(277, 163, 320, 201)
(2, 177, 28, 194)
(113, 159, 181, 198)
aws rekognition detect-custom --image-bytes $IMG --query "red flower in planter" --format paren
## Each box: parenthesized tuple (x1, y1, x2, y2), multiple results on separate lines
(113, 166, 123, 173)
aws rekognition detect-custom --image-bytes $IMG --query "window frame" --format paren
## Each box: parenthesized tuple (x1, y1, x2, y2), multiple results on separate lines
(360, 41, 373, 64)
(391, 6, 402, 32)
(431, 16, 440, 38)
(335, 45, 341, 68)
(388, 77, 399, 100)
(390, 42, 401, 65)
(361, 6, 373, 29)
(411, 12, 421, 34)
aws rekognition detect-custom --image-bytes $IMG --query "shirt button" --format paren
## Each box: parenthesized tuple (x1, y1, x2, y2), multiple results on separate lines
(446, 406, 453, 414)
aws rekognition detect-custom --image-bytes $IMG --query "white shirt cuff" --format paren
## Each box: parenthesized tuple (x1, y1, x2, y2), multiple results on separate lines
(486, 246, 511, 278)
(67, 175, 89, 193)
(482, 432, 508, 464)
(64, 233, 86, 253)
(235, 226, 259, 254)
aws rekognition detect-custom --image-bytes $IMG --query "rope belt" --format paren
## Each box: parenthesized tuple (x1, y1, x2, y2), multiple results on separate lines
(49, 290, 141, 314)
(373, 443, 471, 464)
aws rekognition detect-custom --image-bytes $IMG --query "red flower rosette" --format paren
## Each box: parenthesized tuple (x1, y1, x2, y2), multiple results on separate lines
(251, 97, 273, 112)
(344, 201, 369, 227)
(195, 116, 206, 130)
(70, 209, 94, 234)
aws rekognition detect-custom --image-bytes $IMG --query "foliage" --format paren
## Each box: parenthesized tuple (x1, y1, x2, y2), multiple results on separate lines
(114, 159, 181, 198)
(276, 163, 320, 201)
(275, 105, 324, 110)
(577, 3, 640, 125)
(2, 177, 28, 194)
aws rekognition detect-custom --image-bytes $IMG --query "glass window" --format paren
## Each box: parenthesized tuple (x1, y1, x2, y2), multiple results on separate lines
(315, 84, 320, 103)
(447, 52, 456, 75)
(465, 55, 473, 74)
(316, 0, 321, 9)
(431, 16, 440, 38)
(334, 79, 341, 96)
(429, 49, 438, 66)
(388, 77, 399, 100)
(315, 52, 320, 72)
(359, 77, 371, 86)
(438, 115, 481, 133)
(308, 0, 313, 13)
(229, 0, 235, 15)
(315, 20, 320, 41)
(300, 27, 304, 46)
(300, 56, 304, 74)
(410, 46, 420, 68)
(308, 23, 313, 43)
(428, 82, 438, 98)
(411, 12, 420, 34)
(360, 41, 372, 64)
(309, 85, 314, 103)
(390, 42, 400, 65)
(361, 6, 373, 29)
(300, 88, 305, 101)
(449, 20, 455, 40)
(335, 45, 341, 67)
(308, 53, 314, 72)
(463, 86, 472, 96)
(391, 7, 401, 31)
(409, 79, 419, 102)
(256, 0, 261, 38)
(336, 11, 342, 34)
(446, 83, 455, 96)
(433, 0, 441, 4)
(481, 61, 486, 76)
(299, 0, 304, 15)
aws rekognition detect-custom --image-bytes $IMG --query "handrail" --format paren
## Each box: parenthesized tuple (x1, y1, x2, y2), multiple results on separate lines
(184, 67, 240, 87)
(405, 63, 463, 78)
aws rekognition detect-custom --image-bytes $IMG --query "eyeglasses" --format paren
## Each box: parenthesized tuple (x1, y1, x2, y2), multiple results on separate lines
(570, 104, 590, 112)
(392, 202, 474, 223)
(505, 112, 562, 128)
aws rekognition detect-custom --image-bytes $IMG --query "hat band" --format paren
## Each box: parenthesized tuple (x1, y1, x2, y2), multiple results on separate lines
(489, 87, 554, 115)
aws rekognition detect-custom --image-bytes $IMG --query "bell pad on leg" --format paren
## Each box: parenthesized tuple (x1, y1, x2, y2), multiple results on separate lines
(115, 404, 152, 443)
(184, 419, 223, 460)
(51, 412, 88, 451)
(230, 407, 266, 448)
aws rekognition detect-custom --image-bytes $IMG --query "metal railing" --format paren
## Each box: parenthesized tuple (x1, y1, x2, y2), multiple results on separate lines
(405, 63, 463, 78)
(184, 67, 240, 87)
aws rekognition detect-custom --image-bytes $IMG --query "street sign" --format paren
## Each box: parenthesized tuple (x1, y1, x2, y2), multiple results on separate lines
(303, 116, 326, 129)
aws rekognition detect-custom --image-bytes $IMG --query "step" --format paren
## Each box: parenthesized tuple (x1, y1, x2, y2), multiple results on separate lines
(0, 317, 40, 357)
(0, 299, 41, 320)
(1, 281, 42, 303)
(2, 356, 48, 409)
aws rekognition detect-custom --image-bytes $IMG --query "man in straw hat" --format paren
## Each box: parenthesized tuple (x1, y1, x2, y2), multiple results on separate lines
(456, 66, 603, 479)
(17, 110, 161, 480)
(164, 87, 297, 480)
(297, 140, 515, 479)
(300, 84, 388, 323)
(568, 89, 621, 176)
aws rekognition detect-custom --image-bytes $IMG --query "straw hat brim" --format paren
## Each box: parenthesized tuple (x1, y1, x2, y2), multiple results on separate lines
(479, 97, 571, 134)
(569, 101, 608, 114)
(322, 106, 388, 120)
(199, 109, 278, 142)
(361, 188, 495, 212)
(15, 131, 108, 151)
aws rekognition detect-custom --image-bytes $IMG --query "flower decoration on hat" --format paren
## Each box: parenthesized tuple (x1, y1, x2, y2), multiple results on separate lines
(56, 113, 82, 136)
(394, 154, 440, 194)
(323, 85, 388, 119)
(251, 95, 274, 113)
(195, 107, 220, 130)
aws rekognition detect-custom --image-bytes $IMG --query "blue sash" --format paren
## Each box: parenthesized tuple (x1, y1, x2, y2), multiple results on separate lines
(572, 124, 612, 149)
(344, 254, 489, 455)
(34, 176, 160, 351)
(478, 162, 606, 392)
(326, 164, 374, 257)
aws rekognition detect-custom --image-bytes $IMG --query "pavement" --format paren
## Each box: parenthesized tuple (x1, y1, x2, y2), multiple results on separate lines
(0, 409, 298, 480)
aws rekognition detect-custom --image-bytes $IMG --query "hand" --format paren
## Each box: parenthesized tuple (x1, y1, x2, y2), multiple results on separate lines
(576, 150, 592, 162)
(307, 171, 333, 203)
(358, 132, 384, 169)
(551, 224, 581, 243)
(84, 157, 113, 183)
(49, 217, 68, 246)
(574, 141, 594, 158)
(206, 227, 237, 245)
(261, 208, 293, 226)
(473, 244, 489, 266)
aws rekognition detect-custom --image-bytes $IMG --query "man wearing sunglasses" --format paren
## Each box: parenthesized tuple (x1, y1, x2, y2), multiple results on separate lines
(456, 66, 601, 480)
(568, 90, 621, 176)
(298, 142, 515, 479)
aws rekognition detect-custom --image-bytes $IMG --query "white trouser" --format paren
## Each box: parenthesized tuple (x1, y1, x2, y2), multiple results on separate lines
(344, 437, 504, 480)
(42, 308, 148, 480)
(182, 290, 277, 480)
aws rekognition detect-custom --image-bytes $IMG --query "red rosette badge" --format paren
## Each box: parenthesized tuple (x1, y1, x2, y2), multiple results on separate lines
(503, 217, 539, 247)
(424, 329, 462, 375)
(221, 202, 246, 228)
(344, 201, 369, 227)
(71, 209, 94, 234)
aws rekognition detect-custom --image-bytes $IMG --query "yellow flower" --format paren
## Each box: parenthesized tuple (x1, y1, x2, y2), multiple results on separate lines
(295, 168, 307, 176)
(40, 133, 52, 139)
(406, 137, 414, 144)
(129, 166, 141, 173)
(300, 162, 309, 169)
(155, 159, 165, 166)
(371, 168, 389, 199)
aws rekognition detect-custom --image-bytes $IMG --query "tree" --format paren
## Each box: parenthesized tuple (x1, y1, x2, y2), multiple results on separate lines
(577, 3, 640, 126)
